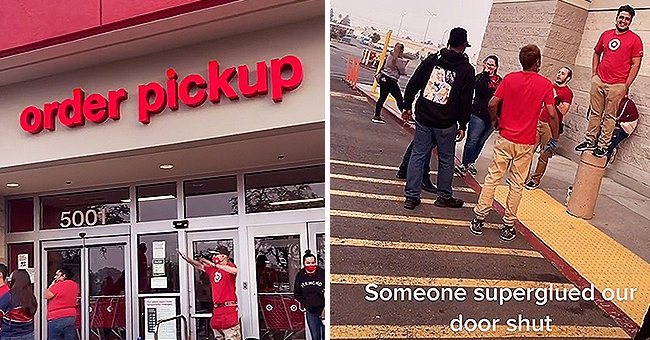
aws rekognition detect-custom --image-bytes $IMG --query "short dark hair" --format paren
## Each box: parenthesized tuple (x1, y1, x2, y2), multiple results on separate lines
(0, 264, 7, 282)
(562, 66, 573, 80)
(484, 55, 499, 69)
(618, 4, 635, 18)
(59, 268, 74, 280)
(519, 44, 541, 70)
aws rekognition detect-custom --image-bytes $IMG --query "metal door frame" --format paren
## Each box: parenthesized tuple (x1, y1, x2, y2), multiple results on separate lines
(40, 235, 131, 340)
(247, 222, 309, 340)
(185, 229, 240, 340)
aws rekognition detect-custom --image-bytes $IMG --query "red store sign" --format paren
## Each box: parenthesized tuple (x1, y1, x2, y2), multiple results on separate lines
(19, 55, 303, 134)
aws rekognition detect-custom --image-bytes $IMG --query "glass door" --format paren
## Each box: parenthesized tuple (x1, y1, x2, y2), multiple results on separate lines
(42, 236, 131, 340)
(186, 230, 239, 340)
(307, 222, 325, 269)
(249, 223, 308, 340)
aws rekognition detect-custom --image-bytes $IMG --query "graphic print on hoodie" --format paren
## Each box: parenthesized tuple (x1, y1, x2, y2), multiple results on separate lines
(424, 66, 456, 105)
(403, 48, 475, 130)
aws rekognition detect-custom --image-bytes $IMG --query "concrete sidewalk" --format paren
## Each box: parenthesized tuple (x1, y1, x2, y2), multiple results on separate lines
(357, 82, 650, 264)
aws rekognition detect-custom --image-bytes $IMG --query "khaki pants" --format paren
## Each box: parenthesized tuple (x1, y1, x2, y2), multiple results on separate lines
(529, 121, 553, 185)
(587, 75, 627, 149)
(214, 325, 241, 340)
(474, 135, 535, 226)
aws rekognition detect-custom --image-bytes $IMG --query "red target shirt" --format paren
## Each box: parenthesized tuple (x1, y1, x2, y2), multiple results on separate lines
(595, 29, 644, 85)
(204, 262, 238, 304)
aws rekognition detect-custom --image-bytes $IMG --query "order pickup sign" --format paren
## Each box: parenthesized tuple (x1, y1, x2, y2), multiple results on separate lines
(19, 55, 304, 134)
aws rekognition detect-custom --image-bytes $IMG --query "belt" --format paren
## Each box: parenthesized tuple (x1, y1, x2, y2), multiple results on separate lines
(214, 301, 237, 308)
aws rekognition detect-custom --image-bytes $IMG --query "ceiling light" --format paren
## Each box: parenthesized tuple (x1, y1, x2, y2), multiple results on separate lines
(122, 195, 176, 203)
(6, 183, 19, 188)
(278, 154, 285, 160)
(269, 198, 324, 206)
(159, 164, 174, 170)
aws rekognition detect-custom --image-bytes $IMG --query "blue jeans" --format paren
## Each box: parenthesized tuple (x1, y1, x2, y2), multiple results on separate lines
(607, 128, 629, 159)
(47, 317, 76, 340)
(306, 311, 324, 340)
(398, 141, 434, 184)
(462, 115, 494, 165)
(1, 334, 34, 340)
(406, 121, 457, 198)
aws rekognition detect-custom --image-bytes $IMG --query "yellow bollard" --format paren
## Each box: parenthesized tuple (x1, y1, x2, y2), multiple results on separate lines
(371, 30, 393, 94)
(566, 152, 608, 219)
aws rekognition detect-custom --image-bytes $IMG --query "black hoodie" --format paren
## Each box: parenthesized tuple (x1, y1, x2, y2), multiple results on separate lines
(403, 48, 475, 129)
(293, 267, 325, 314)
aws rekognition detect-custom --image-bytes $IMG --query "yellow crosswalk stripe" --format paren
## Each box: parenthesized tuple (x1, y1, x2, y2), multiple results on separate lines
(331, 209, 502, 229)
(331, 159, 438, 175)
(332, 173, 474, 192)
(330, 273, 575, 289)
(330, 324, 629, 339)
(330, 237, 543, 258)
(331, 189, 477, 208)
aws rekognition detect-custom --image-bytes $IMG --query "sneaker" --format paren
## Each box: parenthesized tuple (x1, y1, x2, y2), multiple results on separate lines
(421, 182, 437, 193)
(592, 147, 607, 158)
(454, 164, 467, 177)
(524, 180, 539, 190)
(396, 171, 407, 179)
(499, 225, 516, 241)
(403, 197, 421, 210)
(466, 163, 477, 176)
(575, 141, 595, 152)
(434, 196, 464, 208)
(505, 177, 513, 186)
(469, 217, 485, 235)
(371, 116, 386, 124)
(608, 148, 617, 165)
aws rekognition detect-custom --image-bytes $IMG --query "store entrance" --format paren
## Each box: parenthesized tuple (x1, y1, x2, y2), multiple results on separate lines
(41, 236, 132, 340)
(250, 222, 325, 340)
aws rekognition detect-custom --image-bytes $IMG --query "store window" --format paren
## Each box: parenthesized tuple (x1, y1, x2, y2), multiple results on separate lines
(8, 243, 34, 273)
(244, 165, 325, 213)
(137, 183, 177, 222)
(184, 176, 238, 218)
(8, 198, 34, 232)
(137, 233, 180, 293)
(41, 188, 130, 230)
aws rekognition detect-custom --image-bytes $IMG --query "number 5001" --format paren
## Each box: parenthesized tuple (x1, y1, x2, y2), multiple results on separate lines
(60, 209, 107, 228)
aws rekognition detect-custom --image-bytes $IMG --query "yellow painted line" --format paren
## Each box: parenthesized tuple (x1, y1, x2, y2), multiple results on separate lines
(330, 91, 368, 101)
(330, 237, 543, 258)
(330, 325, 629, 339)
(330, 209, 501, 229)
(331, 173, 474, 193)
(493, 185, 650, 324)
(330, 274, 575, 290)
(331, 189, 476, 208)
(331, 159, 438, 175)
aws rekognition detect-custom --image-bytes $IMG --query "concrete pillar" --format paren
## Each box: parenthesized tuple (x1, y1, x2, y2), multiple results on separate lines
(478, 0, 588, 80)
(567, 152, 607, 219)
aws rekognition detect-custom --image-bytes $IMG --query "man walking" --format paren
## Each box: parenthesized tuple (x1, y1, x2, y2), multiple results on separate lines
(525, 67, 574, 189)
(402, 27, 475, 209)
(179, 246, 240, 340)
(469, 44, 558, 241)
(575, 4, 643, 157)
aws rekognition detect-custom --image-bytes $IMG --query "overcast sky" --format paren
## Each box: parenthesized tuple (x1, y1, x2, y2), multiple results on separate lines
(331, 0, 494, 60)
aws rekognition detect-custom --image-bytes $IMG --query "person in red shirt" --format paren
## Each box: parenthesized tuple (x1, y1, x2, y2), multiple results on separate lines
(575, 4, 643, 157)
(470, 44, 558, 241)
(44, 268, 79, 340)
(179, 246, 240, 340)
(525, 67, 574, 189)
(0, 265, 10, 298)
